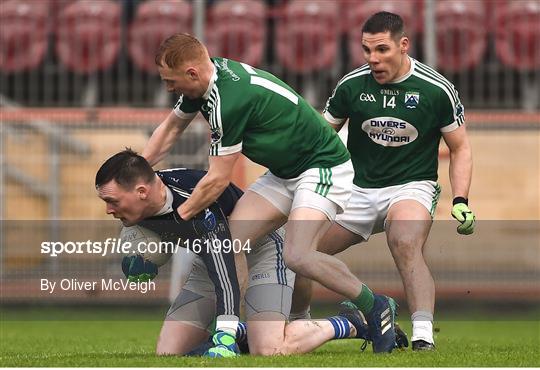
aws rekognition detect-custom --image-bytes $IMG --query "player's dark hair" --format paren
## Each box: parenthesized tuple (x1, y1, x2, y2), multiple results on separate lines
(95, 149, 155, 189)
(362, 11, 405, 40)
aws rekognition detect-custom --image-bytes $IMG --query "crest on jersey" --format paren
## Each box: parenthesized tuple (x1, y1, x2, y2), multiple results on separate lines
(202, 209, 217, 231)
(455, 103, 464, 118)
(210, 128, 222, 145)
(404, 92, 420, 108)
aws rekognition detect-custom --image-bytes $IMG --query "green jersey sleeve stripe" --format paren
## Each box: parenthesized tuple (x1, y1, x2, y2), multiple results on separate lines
(209, 85, 224, 155)
(209, 87, 219, 130)
(325, 66, 370, 121)
(173, 109, 197, 120)
(440, 122, 461, 132)
(334, 67, 371, 88)
(415, 66, 458, 103)
(215, 142, 242, 156)
(335, 64, 370, 85)
(208, 81, 244, 156)
(413, 70, 463, 124)
(416, 63, 465, 127)
(323, 110, 346, 125)
(415, 62, 459, 102)
(173, 95, 198, 119)
(415, 60, 457, 92)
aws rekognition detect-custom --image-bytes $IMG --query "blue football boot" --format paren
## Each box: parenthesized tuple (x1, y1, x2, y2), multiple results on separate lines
(364, 294, 398, 353)
(204, 331, 240, 358)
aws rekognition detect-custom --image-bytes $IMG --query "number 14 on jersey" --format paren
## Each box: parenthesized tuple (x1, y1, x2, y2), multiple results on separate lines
(383, 95, 396, 109)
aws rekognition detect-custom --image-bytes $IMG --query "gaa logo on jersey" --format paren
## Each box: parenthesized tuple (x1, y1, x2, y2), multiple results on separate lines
(362, 117, 418, 147)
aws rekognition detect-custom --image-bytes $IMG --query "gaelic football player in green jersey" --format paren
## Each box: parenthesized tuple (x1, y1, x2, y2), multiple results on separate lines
(292, 12, 476, 351)
(142, 33, 398, 354)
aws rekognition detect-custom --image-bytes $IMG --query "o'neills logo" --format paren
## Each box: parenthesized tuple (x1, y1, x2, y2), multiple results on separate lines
(361, 117, 418, 147)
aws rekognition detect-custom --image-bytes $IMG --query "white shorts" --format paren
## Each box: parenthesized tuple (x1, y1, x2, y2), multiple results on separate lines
(166, 227, 295, 330)
(248, 160, 354, 220)
(336, 180, 441, 240)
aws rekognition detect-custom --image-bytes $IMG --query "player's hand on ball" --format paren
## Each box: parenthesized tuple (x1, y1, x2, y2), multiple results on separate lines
(121, 255, 158, 282)
(451, 200, 475, 235)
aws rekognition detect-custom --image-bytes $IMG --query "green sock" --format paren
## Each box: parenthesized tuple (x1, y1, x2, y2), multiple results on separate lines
(353, 283, 375, 314)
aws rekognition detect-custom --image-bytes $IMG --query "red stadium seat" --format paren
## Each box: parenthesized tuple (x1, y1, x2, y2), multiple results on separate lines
(55, 0, 121, 74)
(128, 0, 192, 74)
(494, 0, 540, 71)
(276, 0, 340, 73)
(0, 0, 50, 73)
(346, 0, 415, 67)
(435, 0, 487, 72)
(205, 0, 267, 67)
(49, 0, 76, 16)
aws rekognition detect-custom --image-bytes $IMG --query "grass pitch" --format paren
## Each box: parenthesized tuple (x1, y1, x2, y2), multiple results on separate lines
(1, 306, 538, 367)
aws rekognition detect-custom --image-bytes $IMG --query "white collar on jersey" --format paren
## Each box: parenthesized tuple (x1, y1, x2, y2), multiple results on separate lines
(153, 186, 174, 216)
(202, 63, 218, 100)
(389, 55, 415, 84)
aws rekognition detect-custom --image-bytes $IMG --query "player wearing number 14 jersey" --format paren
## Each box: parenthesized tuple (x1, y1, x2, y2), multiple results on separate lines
(143, 33, 399, 354)
(291, 11, 476, 351)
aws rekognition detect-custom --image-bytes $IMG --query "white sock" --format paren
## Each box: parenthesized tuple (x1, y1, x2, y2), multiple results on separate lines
(411, 311, 434, 344)
(215, 314, 239, 337)
(289, 307, 311, 321)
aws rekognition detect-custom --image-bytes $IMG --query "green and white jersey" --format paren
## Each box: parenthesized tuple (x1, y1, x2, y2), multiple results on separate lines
(323, 57, 465, 188)
(173, 57, 350, 179)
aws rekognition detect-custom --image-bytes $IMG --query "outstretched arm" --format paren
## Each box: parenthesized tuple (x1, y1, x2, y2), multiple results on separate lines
(178, 153, 240, 220)
(143, 111, 194, 166)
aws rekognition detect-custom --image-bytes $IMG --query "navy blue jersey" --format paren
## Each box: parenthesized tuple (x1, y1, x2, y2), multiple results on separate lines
(156, 168, 244, 217)
(138, 168, 242, 318)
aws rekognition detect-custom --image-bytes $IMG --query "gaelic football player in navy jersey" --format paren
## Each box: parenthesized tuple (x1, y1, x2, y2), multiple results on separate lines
(96, 150, 408, 357)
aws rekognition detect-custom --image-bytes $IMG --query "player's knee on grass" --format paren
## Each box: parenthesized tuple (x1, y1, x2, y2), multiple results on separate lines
(247, 313, 287, 356)
(159, 290, 215, 355)
(246, 284, 292, 356)
(156, 320, 210, 355)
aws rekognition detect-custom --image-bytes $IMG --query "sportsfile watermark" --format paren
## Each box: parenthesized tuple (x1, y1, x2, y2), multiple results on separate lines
(40, 237, 251, 257)
(1, 220, 539, 322)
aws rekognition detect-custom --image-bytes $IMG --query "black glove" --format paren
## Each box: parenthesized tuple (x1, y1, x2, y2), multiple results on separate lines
(121, 254, 158, 282)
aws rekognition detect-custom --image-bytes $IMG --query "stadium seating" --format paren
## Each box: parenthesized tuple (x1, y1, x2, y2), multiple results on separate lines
(128, 0, 192, 74)
(494, 0, 540, 71)
(275, 0, 340, 73)
(49, 0, 76, 16)
(345, 0, 415, 67)
(55, 0, 121, 74)
(435, 0, 487, 72)
(205, 0, 267, 67)
(0, 0, 50, 73)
